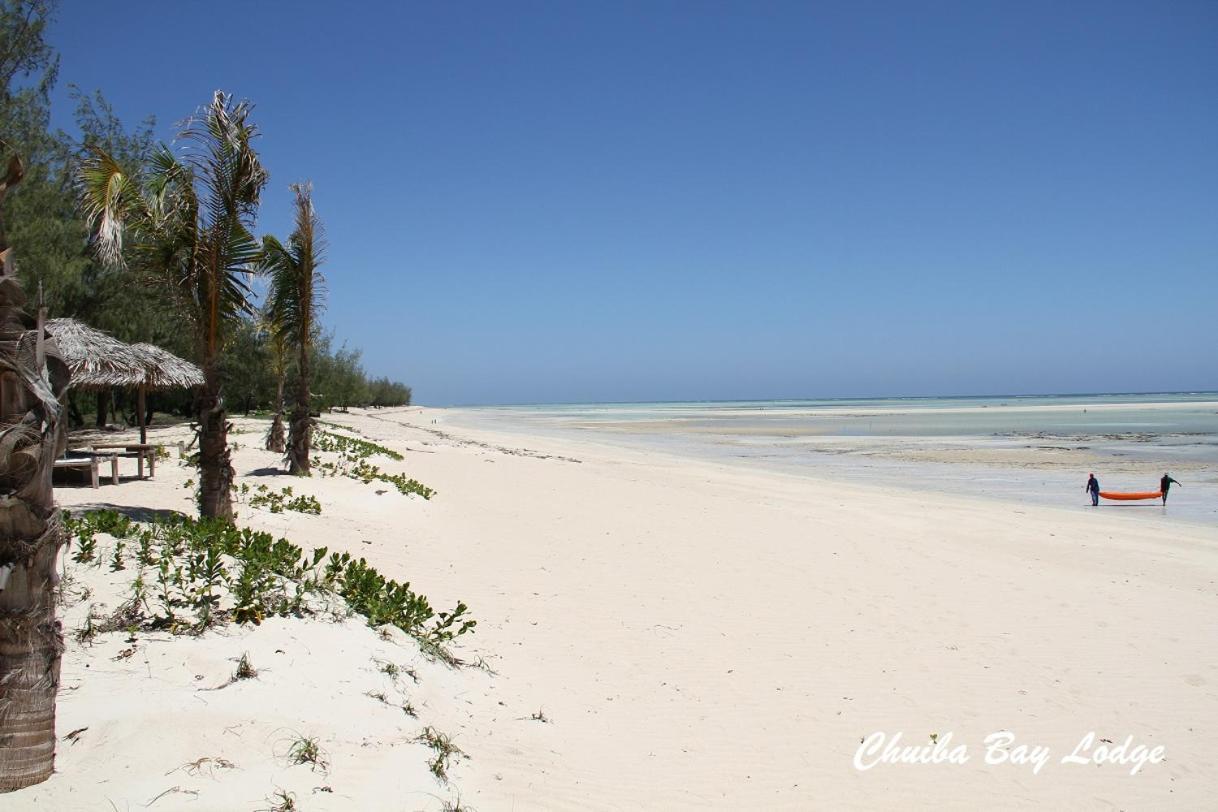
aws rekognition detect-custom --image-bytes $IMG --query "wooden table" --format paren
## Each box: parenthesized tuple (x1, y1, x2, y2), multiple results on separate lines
(90, 443, 157, 479)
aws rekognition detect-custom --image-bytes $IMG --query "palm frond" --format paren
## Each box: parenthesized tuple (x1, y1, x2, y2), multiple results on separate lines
(77, 145, 144, 267)
(78, 90, 269, 362)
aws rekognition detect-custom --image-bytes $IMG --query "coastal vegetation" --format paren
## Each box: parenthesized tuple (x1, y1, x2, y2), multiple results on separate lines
(1, 0, 412, 467)
(1, 5, 449, 794)
(63, 509, 475, 650)
(314, 428, 436, 498)
(416, 725, 466, 782)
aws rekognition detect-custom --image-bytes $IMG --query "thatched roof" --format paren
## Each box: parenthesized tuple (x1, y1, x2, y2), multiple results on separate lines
(47, 318, 203, 390)
(47, 317, 145, 388)
(131, 342, 205, 389)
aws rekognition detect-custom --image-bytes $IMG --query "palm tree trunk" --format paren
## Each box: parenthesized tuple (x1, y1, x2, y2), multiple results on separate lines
(196, 363, 233, 520)
(287, 349, 310, 475)
(266, 374, 285, 453)
(0, 150, 70, 792)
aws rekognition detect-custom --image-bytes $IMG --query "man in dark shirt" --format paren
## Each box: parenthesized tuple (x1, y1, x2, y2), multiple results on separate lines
(1160, 473, 1181, 504)
(1085, 473, 1100, 506)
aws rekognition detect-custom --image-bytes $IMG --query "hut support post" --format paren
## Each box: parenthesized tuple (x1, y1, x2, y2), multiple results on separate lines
(137, 383, 146, 446)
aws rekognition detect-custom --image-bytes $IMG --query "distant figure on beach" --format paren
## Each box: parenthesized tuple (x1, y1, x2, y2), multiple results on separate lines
(1085, 473, 1100, 506)
(1160, 473, 1181, 504)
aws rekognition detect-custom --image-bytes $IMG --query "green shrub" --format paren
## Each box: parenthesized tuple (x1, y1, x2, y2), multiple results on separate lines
(61, 511, 475, 651)
(246, 484, 323, 515)
(314, 430, 403, 461)
(312, 430, 435, 499)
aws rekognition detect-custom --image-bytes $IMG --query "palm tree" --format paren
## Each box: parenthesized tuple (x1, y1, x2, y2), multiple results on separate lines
(78, 92, 267, 518)
(0, 143, 71, 792)
(260, 183, 324, 475)
(263, 322, 287, 454)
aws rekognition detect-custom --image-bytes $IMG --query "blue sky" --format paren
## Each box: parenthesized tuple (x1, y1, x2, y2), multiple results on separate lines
(48, 1, 1217, 404)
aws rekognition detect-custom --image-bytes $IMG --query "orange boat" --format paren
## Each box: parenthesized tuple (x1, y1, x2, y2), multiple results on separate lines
(1099, 491, 1163, 501)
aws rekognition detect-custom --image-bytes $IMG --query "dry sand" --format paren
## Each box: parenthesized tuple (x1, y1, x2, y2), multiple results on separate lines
(13, 406, 1218, 810)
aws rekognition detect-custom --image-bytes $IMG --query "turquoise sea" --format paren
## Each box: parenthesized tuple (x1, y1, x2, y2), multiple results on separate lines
(451, 393, 1218, 526)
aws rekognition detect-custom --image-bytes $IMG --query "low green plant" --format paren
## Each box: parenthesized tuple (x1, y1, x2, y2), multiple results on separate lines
(68, 508, 135, 565)
(416, 726, 464, 782)
(264, 789, 297, 812)
(312, 430, 435, 498)
(109, 540, 126, 571)
(193, 545, 225, 627)
(247, 484, 322, 515)
(314, 430, 403, 461)
(75, 612, 96, 645)
(234, 652, 257, 680)
(72, 531, 97, 564)
(351, 460, 436, 499)
(440, 794, 475, 812)
(324, 552, 475, 645)
(61, 511, 475, 653)
(286, 735, 326, 771)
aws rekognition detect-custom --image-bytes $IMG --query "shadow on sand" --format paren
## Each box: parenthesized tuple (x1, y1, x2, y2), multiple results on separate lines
(63, 503, 190, 523)
(245, 467, 288, 477)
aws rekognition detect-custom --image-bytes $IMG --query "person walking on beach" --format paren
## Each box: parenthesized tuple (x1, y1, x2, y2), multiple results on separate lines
(1085, 473, 1100, 506)
(1160, 473, 1181, 504)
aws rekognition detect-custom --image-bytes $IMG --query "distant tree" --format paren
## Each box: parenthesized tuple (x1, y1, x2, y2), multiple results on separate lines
(331, 344, 364, 411)
(2, 0, 80, 319)
(260, 182, 324, 474)
(366, 375, 411, 407)
(219, 316, 273, 416)
(79, 92, 268, 519)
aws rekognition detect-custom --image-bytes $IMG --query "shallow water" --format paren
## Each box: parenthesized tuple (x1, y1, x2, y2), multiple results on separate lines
(450, 393, 1218, 527)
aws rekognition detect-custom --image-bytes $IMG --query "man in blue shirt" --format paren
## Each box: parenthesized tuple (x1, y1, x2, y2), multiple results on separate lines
(1085, 473, 1100, 507)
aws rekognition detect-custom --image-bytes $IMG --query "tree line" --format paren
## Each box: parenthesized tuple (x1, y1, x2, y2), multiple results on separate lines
(2, 1, 421, 793)
(0, 0, 411, 432)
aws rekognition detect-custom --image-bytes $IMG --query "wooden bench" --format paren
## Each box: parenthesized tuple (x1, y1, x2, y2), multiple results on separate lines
(54, 457, 99, 489)
(73, 451, 121, 485)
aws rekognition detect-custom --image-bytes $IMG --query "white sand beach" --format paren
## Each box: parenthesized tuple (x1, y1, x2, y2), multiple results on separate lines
(16, 406, 1218, 810)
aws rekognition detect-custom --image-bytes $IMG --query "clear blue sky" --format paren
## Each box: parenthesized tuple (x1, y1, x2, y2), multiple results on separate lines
(48, 1, 1217, 405)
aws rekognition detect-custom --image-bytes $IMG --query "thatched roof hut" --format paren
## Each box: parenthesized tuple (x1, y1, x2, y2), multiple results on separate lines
(47, 318, 203, 390)
(47, 318, 203, 443)
(131, 342, 205, 390)
(45, 317, 146, 389)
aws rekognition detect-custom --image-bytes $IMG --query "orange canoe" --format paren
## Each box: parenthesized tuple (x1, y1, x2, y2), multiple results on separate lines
(1099, 491, 1163, 501)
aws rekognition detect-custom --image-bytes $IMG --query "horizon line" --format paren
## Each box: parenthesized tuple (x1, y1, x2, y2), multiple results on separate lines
(428, 389, 1218, 409)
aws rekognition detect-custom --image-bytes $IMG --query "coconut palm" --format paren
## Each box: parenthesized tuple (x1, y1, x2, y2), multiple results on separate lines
(263, 322, 287, 454)
(78, 91, 267, 519)
(260, 183, 324, 475)
(0, 142, 71, 792)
